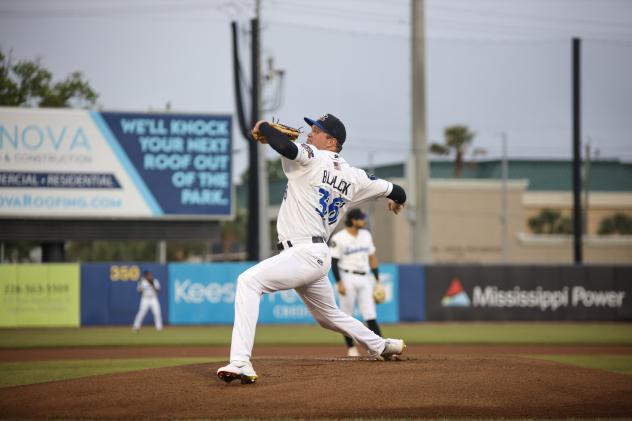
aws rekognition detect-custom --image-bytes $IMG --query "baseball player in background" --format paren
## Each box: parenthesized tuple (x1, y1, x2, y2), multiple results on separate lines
(217, 113, 407, 385)
(132, 270, 163, 332)
(330, 208, 382, 357)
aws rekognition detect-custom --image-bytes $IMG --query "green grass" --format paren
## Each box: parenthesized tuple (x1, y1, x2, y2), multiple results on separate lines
(383, 322, 632, 345)
(0, 357, 221, 388)
(1, 322, 631, 348)
(527, 355, 632, 375)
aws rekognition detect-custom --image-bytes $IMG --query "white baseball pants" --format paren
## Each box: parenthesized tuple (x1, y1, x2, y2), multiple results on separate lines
(229, 242, 385, 362)
(133, 297, 163, 330)
(338, 272, 377, 321)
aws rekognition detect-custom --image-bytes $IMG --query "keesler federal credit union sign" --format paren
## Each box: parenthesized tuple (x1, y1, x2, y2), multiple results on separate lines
(0, 107, 232, 219)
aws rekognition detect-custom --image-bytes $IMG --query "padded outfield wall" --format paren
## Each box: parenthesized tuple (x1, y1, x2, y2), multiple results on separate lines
(426, 265, 632, 321)
(0, 264, 80, 327)
(0, 263, 630, 327)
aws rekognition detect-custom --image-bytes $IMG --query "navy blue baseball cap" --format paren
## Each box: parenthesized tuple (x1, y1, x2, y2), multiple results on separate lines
(345, 208, 366, 226)
(304, 113, 346, 144)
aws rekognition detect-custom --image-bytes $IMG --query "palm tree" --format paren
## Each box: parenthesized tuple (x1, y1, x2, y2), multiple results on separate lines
(430, 125, 481, 178)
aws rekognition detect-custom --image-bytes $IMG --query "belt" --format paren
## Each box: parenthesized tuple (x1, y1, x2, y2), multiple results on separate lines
(342, 269, 367, 275)
(276, 236, 325, 251)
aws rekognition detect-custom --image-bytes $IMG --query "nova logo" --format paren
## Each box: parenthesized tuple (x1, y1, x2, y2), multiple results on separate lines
(441, 278, 471, 307)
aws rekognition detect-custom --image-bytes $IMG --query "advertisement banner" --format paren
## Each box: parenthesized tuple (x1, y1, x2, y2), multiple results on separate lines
(169, 262, 252, 324)
(0, 107, 232, 218)
(425, 265, 631, 321)
(0, 264, 79, 327)
(397, 264, 425, 322)
(169, 263, 400, 325)
(81, 263, 168, 326)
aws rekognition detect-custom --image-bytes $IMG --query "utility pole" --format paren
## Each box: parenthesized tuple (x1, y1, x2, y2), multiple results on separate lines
(572, 37, 583, 264)
(500, 132, 508, 263)
(583, 138, 591, 234)
(367, 150, 376, 224)
(157, 241, 167, 264)
(254, 0, 271, 259)
(230, 20, 260, 261)
(410, 0, 432, 263)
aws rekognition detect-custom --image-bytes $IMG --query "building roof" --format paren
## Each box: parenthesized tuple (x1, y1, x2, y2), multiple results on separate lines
(371, 159, 632, 192)
(236, 159, 632, 209)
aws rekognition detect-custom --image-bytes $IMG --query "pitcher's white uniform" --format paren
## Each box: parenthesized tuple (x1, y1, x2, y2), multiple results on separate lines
(133, 277, 163, 331)
(229, 143, 393, 362)
(330, 228, 377, 321)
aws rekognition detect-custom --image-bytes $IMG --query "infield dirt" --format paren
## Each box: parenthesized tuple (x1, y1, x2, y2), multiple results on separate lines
(1, 351, 631, 419)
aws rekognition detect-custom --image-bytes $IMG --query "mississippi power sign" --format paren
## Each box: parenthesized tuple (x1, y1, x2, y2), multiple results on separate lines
(426, 265, 632, 321)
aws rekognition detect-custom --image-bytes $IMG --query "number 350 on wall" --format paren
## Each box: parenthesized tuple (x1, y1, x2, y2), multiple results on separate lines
(110, 265, 141, 282)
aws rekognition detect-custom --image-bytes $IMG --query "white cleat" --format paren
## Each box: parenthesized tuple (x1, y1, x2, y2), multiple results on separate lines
(216, 361, 258, 384)
(347, 346, 360, 357)
(374, 338, 406, 360)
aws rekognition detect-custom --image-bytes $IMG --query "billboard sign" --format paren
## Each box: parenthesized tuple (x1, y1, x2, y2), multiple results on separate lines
(169, 263, 400, 324)
(0, 107, 232, 218)
(426, 265, 631, 321)
(0, 264, 80, 327)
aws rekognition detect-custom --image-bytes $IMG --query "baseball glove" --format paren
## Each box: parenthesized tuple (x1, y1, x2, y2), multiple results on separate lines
(251, 121, 301, 144)
(373, 283, 386, 304)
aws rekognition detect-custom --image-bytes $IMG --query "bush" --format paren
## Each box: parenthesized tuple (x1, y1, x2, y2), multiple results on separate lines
(598, 213, 632, 235)
(528, 209, 573, 234)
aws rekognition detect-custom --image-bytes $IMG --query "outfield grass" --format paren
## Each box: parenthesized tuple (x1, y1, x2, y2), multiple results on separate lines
(1, 322, 631, 348)
(0, 357, 221, 388)
(528, 355, 632, 375)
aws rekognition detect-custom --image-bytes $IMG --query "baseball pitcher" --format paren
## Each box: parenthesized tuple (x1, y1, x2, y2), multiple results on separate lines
(217, 114, 407, 384)
(330, 208, 383, 356)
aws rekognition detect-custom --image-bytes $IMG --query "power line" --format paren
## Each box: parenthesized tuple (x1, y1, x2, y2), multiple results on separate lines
(0, 0, 243, 18)
(429, 3, 632, 30)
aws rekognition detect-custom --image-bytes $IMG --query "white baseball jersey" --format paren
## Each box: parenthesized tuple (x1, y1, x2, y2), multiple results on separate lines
(330, 229, 375, 273)
(277, 143, 392, 242)
(137, 278, 160, 299)
(134, 278, 163, 330)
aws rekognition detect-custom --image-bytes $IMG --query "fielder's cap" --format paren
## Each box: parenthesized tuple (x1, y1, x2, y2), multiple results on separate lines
(304, 113, 346, 144)
(347, 208, 366, 221)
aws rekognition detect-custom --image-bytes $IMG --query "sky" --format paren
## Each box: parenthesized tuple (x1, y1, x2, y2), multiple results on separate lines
(1, 0, 631, 181)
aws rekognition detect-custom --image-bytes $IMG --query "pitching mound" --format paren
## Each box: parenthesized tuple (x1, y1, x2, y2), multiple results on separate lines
(1, 354, 631, 419)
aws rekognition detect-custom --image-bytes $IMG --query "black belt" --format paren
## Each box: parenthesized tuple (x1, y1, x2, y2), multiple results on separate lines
(276, 236, 325, 251)
(342, 269, 367, 275)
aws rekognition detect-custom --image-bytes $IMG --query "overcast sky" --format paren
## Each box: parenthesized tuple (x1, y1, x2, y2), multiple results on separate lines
(1, 0, 631, 179)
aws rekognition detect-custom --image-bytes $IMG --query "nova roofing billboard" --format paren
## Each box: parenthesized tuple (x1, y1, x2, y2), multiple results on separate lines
(0, 107, 232, 219)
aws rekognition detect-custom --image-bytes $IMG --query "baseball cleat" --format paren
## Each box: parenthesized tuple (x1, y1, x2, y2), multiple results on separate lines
(217, 361, 258, 384)
(380, 338, 406, 360)
(347, 346, 360, 357)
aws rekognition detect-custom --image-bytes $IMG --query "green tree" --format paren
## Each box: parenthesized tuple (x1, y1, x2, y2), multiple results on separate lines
(0, 49, 97, 108)
(598, 213, 632, 235)
(430, 125, 484, 178)
(220, 211, 246, 253)
(66, 241, 158, 262)
(528, 209, 573, 234)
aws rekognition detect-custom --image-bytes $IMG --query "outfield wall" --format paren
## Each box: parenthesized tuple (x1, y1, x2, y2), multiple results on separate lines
(0, 264, 80, 327)
(425, 265, 632, 321)
(0, 263, 629, 327)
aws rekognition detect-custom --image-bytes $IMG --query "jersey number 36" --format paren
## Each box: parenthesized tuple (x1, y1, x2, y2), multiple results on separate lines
(316, 187, 346, 225)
